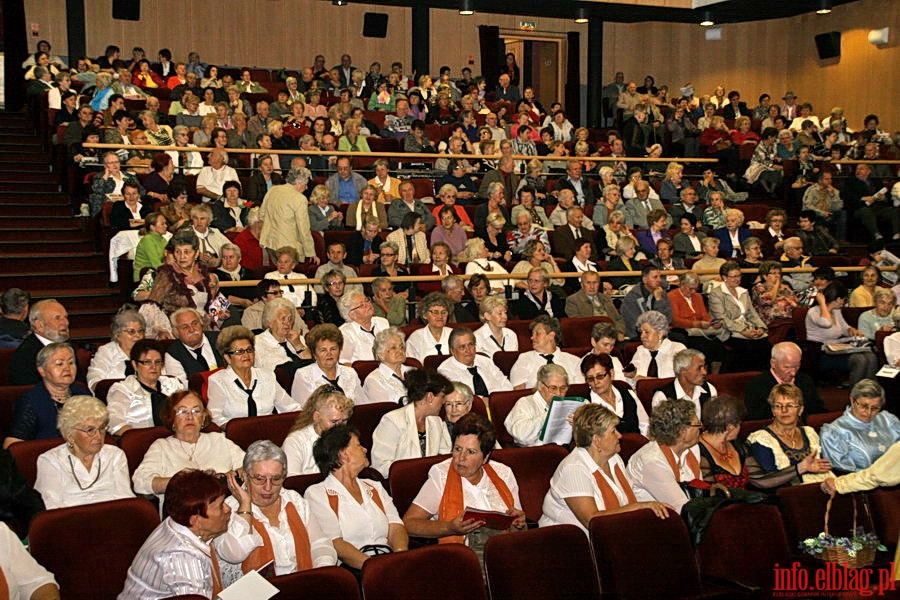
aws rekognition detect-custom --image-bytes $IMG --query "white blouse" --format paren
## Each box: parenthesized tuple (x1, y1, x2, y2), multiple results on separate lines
(411, 458, 521, 518)
(106, 375, 185, 434)
(291, 363, 367, 406)
(339, 317, 390, 364)
(405, 326, 453, 364)
(132, 432, 245, 495)
(362, 363, 412, 405)
(473, 325, 519, 358)
(207, 367, 301, 427)
(86, 340, 130, 392)
(282, 424, 320, 476)
(0, 522, 57, 600)
(35, 443, 134, 509)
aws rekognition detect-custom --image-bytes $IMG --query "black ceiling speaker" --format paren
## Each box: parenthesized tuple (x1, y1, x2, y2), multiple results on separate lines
(363, 13, 388, 38)
(814, 31, 841, 59)
(113, 0, 140, 21)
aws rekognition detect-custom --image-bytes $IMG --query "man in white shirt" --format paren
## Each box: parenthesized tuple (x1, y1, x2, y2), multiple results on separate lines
(437, 328, 512, 397)
(510, 315, 584, 389)
(338, 292, 389, 364)
(650, 349, 718, 417)
(195, 148, 238, 202)
(164, 308, 224, 386)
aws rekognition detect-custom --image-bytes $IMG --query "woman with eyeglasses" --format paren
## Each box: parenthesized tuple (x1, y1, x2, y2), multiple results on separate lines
(133, 390, 245, 498)
(316, 270, 347, 327)
(581, 353, 648, 436)
(362, 328, 414, 405)
(207, 326, 300, 429)
(747, 384, 833, 486)
(405, 293, 454, 364)
(283, 386, 355, 476)
(106, 340, 184, 435)
(86, 308, 148, 392)
(215, 440, 337, 580)
(34, 395, 133, 509)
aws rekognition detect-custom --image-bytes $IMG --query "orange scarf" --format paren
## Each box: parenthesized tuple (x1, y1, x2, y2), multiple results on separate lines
(0, 565, 8, 600)
(438, 463, 515, 545)
(209, 542, 223, 598)
(326, 482, 387, 516)
(592, 463, 637, 509)
(241, 502, 313, 575)
(661, 445, 700, 482)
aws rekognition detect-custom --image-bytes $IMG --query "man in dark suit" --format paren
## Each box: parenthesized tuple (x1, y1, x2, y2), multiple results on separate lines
(668, 187, 704, 223)
(722, 91, 750, 120)
(8, 300, 76, 386)
(346, 220, 384, 267)
(443, 276, 479, 324)
(744, 342, 826, 420)
(510, 267, 566, 320)
(333, 54, 356, 88)
(553, 205, 598, 262)
(163, 307, 224, 386)
(555, 161, 596, 207)
(564, 271, 625, 338)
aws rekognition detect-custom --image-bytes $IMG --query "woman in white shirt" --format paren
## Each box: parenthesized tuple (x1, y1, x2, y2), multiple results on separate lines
(253, 298, 310, 374)
(405, 293, 454, 364)
(35, 396, 133, 509)
(282, 387, 354, 476)
(462, 238, 511, 293)
(306, 426, 408, 570)
(0, 520, 58, 600)
(207, 326, 301, 428)
(539, 403, 669, 534)
(292, 324, 366, 406)
(86, 308, 147, 392)
(631, 310, 687, 380)
(473, 295, 518, 359)
(362, 328, 415, 405)
(708, 261, 771, 372)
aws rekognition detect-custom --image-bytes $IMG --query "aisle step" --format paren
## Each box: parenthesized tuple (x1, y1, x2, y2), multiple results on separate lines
(0, 271, 109, 290)
(0, 181, 61, 193)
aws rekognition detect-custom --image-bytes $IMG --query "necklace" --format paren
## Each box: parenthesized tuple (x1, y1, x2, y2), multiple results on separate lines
(178, 438, 198, 463)
(67, 454, 102, 490)
(701, 435, 734, 460)
(772, 426, 800, 447)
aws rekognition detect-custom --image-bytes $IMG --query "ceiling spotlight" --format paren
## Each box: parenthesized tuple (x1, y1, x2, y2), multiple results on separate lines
(459, 0, 474, 15)
(332, 0, 347, 5)
(816, 0, 832, 14)
(699, 11, 715, 26)
(575, 8, 589, 23)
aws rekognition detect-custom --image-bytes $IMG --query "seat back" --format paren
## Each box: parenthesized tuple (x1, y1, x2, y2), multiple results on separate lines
(634, 376, 675, 415)
(506, 320, 533, 350)
(618, 433, 649, 462)
(484, 524, 600, 600)
(9, 438, 65, 486)
(491, 351, 521, 377)
(268, 566, 361, 600)
(93, 378, 124, 404)
(225, 411, 301, 449)
(349, 402, 397, 452)
(361, 543, 487, 600)
(487, 388, 534, 447)
(805, 410, 842, 432)
(589, 508, 703, 598)
(739, 418, 771, 439)
(560, 317, 612, 349)
(869, 486, 900, 550)
(387, 454, 449, 516)
(423, 354, 451, 371)
(492, 445, 568, 523)
(777, 483, 857, 553)
(707, 371, 761, 400)
(0, 385, 30, 439)
(187, 368, 224, 403)
(119, 426, 172, 475)
(283, 473, 326, 496)
(353, 358, 422, 384)
(29, 498, 160, 600)
(0, 347, 16, 384)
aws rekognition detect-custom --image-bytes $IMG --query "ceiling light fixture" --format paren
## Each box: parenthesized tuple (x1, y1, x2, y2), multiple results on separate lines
(332, 0, 347, 5)
(699, 11, 715, 26)
(459, 0, 474, 15)
(575, 8, 589, 23)
(816, 0, 832, 14)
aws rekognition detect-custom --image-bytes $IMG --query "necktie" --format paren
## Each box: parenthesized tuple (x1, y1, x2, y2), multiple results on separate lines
(490, 335, 505, 351)
(283, 274, 294, 293)
(139, 381, 166, 426)
(435, 344, 443, 355)
(280, 341, 300, 363)
(124, 360, 135, 377)
(467, 366, 489, 397)
(647, 350, 659, 378)
(360, 326, 376, 337)
(405, 236, 414, 265)
(234, 378, 258, 417)
(322, 374, 344, 394)
(192, 348, 210, 371)
(644, 201, 651, 213)
(574, 228, 581, 240)
(540, 353, 555, 364)
(179, 151, 188, 174)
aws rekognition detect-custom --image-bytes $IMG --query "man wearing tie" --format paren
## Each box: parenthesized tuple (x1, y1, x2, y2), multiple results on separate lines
(509, 316, 584, 389)
(621, 266, 673, 340)
(553, 205, 598, 262)
(625, 180, 668, 230)
(438, 329, 512, 397)
(164, 308, 224, 385)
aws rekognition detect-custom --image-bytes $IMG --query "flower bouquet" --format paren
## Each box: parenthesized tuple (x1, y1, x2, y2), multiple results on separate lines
(800, 495, 885, 569)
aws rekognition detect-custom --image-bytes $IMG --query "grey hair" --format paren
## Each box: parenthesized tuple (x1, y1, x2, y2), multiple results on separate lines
(371, 277, 392, 292)
(441, 274, 465, 293)
(36, 342, 74, 370)
(220, 242, 242, 261)
(112, 308, 145, 337)
(487, 181, 505, 197)
(29, 299, 62, 328)
(246, 206, 261, 226)
(373, 327, 406, 361)
(262, 297, 296, 328)
(169, 307, 204, 328)
(849, 379, 884, 404)
(478, 295, 507, 321)
(451, 381, 474, 406)
(243, 440, 287, 475)
(380, 240, 399, 255)
(58, 395, 108, 440)
(615, 236, 636, 255)
(537, 363, 568, 385)
(673, 348, 705, 376)
(448, 327, 476, 350)
(337, 291, 367, 320)
(636, 310, 669, 334)
(285, 166, 312, 185)
(873, 288, 895, 305)
(771, 341, 801, 361)
(648, 398, 696, 445)
(679, 271, 700, 287)
(1, 288, 30, 315)
(172, 124, 189, 137)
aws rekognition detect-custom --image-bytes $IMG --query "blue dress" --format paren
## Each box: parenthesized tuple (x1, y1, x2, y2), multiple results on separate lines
(819, 406, 900, 473)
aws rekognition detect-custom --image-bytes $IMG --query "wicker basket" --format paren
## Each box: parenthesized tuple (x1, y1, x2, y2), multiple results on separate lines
(817, 494, 876, 569)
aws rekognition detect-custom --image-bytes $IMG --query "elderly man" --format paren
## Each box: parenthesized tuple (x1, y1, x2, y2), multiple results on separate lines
(337, 291, 389, 364)
(744, 342, 826, 420)
(507, 211, 549, 258)
(313, 242, 362, 295)
(382, 98, 414, 139)
(163, 308, 224, 386)
(844, 163, 900, 241)
(779, 236, 815, 291)
(478, 156, 519, 203)
(621, 266, 672, 340)
(259, 166, 320, 267)
(188, 204, 230, 270)
(247, 101, 273, 139)
(511, 268, 566, 320)
(553, 204, 597, 261)
(565, 271, 625, 337)
(0, 288, 30, 346)
(438, 328, 512, 397)
(669, 187, 704, 223)
(650, 349, 719, 416)
(801, 171, 846, 242)
(625, 179, 669, 230)
(484, 111, 507, 141)
(195, 148, 239, 201)
(549, 189, 593, 230)
(325, 157, 367, 205)
(345, 217, 384, 267)
(556, 160, 596, 207)
(388, 180, 435, 230)
(505, 364, 570, 446)
(442, 276, 478, 323)
(510, 316, 584, 389)
(371, 277, 407, 326)
(8, 300, 76, 386)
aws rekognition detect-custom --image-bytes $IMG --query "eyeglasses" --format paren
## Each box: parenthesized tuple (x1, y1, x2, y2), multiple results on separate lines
(350, 298, 372, 312)
(175, 408, 204, 417)
(585, 372, 610, 383)
(265, 290, 284, 296)
(247, 474, 286, 486)
(74, 425, 108, 437)
(686, 422, 704, 430)
(122, 328, 145, 335)
(853, 400, 882, 413)
(135, 359, 164, 366)
(427, 309, 449, 316)
(325, 281, 345, 287)
(226, 347, 255, 356)
(444, 402, 472, 410)
(380, 252, 397, 257)
(541, 383, 569, 394)
(772, 403, 800, 411)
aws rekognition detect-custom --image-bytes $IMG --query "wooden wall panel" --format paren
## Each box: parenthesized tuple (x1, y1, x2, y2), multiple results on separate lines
(22, 0, 67, 59)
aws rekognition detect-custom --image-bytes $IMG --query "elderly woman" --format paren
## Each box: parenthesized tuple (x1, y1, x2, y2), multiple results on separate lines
(133, 212, 170, 282)
(385, 212, 430, 266)
(405, 293, 454, 363)
(752, 260, 799, 325)
(429, 242, 455, 278)
(512, 240, 563, 290)
(121, 470, 231, 599)
(858, 288, 897, 340)
(106, 340, 183, 435)
(699, 396, 826, 490)
(264, 246, 315, 313)
(806, 281, 878, 386)
(161, 182, 192, 230)
(140, 109, 174, 146)
(586, 322, 627, 378)
(668, 271, 726, 372)
(369, 241, 410, 299)
(540, 403, 669, 533)
(371, 278, 406, 327)
(338, 291, 389, 365)
(586, 351, 648, 431)
(87, 308, 147, 391)
(4, 343, 91, 448)
(672, 214, 706, 260)
(504, 364, 571, 447)
(361, 328, 414, 404)
(708, 261, 769, 370)
(442, 382, 479, 439)
(253, 297, 310, 373)
(462, 239, 511, 293)
(306, 425, 407, 570)
(211, 181, 249, 233)
(283, 386, 354, 476)
(820, 379, 899, 472)
(207, 326, 300, 428)
(473, 295, 518, 359)
(509, 316, 583, 390)
(748, 384, 834, 485)
(347, 185, 387, 231)
(600, 210, 634, 259)
(403, 412, 524, 555)
(34, 395, 133, 509)
(849, 265, 882, 308)
(713, 208, 750, 259)
(315, 270, 347, 327)
(215, 440, 337, 579)
(148, 231, 213, 317)
(630, 310, 687, 380)
(132, 390, 245, 497)
(691, 237, 726, 285)
(370, 369, 453, 477)
(431, 205, 469, 258)
(292, 324, 366, 405)
(88, 151, 143, 216)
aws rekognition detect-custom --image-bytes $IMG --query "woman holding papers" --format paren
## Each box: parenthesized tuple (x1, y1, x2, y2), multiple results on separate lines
(539, 404, 670, 534)
(403, 413, 526, 557)
(504, 364, 571, 447)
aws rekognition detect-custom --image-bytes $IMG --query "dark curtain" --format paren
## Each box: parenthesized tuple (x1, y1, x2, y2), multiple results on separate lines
(2, 0, 27, 111)
(478, 25, 501, 92)
(565, 31, 580, 127)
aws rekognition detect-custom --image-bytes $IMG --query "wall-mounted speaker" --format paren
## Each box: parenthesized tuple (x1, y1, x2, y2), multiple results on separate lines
(363, 13, 388, 38)
(814, 31, 841, 60)
(112, 0, 140, 21)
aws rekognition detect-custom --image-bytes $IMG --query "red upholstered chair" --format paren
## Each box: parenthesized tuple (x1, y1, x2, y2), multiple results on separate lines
(387, 454, 448, 517)
(869, 487, 900, 553)
(487, 388, 534, 447)
(269, 566, 361, 600)
(739, 418, 771, 439)
(777, 483, 857, 556)
(0, 385, 30, 439)
(349, 402, 397, 453)
(9, 438, 65, 485)
(491, 445, 568, 523)
(119, 426, 172, 475)
(618, 433, 649, 462)
(506, 320, 533, 350)
(707, 371, 761, 401)
(283, 473, 326, 496)
(225, 411, 300, 449)
(491, 351, 521, 377)
(635, 376, 674, 415)
(188, 367, 224, 403)
(560, 316, 612, 349)
(0, 347, 16, 384)
(93, 378, 124, 404)
(29, 498, 160, 600)
(361, 543, 487, 600)
(805, 410, 842, 432)
(274, 367, 293, 393)
(568, 383, 590, 398)
(352, 358, 422, 384)
(589, 508, 739, 600)
(423, 353, 451, 371)
(484, 524, 600, 600)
